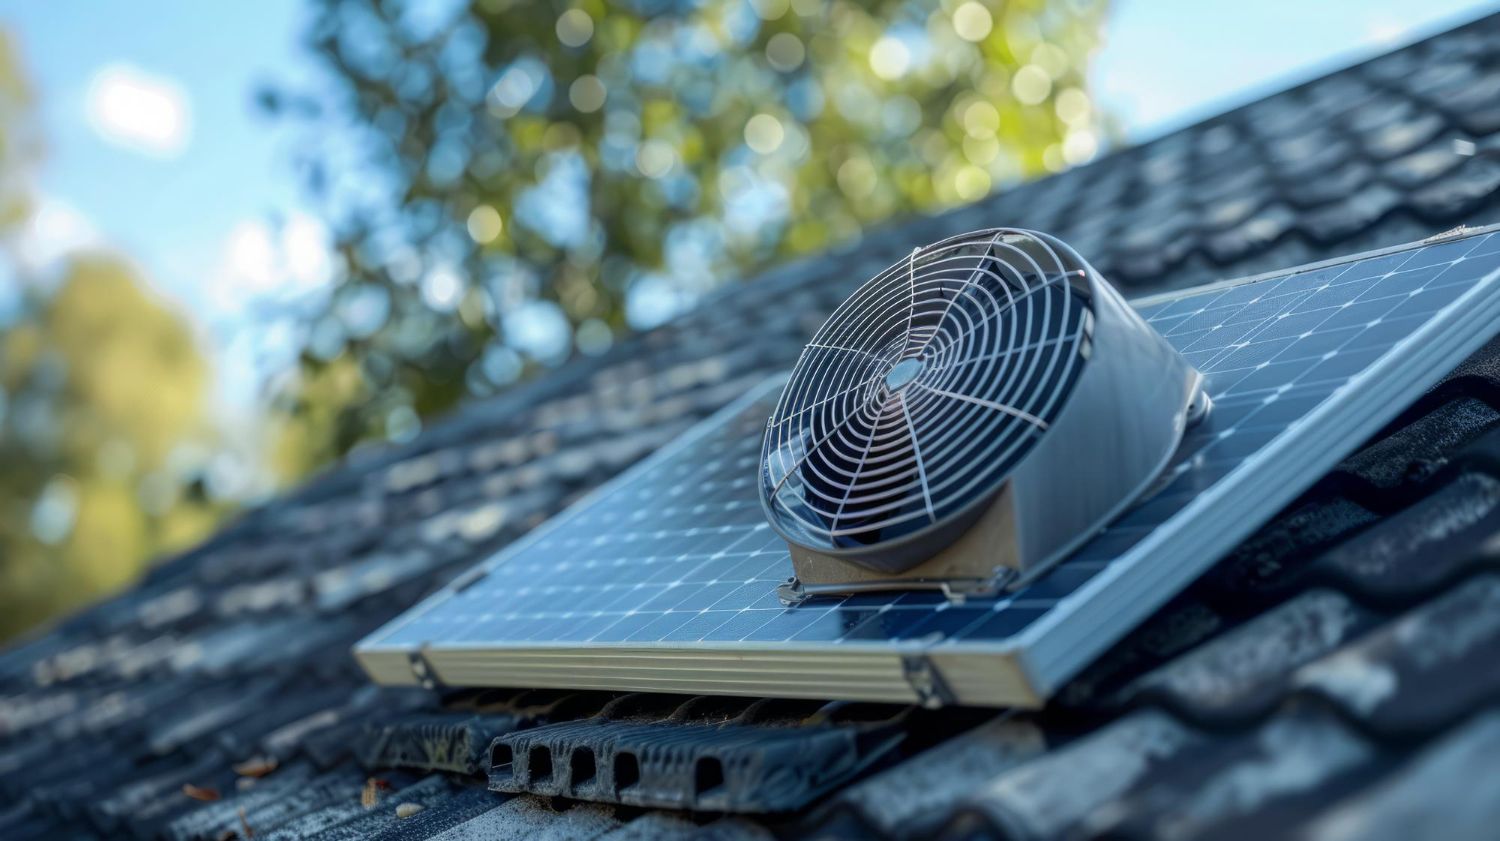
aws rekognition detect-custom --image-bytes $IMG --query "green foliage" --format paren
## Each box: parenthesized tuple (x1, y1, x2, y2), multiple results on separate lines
(0, 256, 222, 641)
(276, 0, 1109, 472)
(0, 30, 37, 232)
(0, 33, 220, 641)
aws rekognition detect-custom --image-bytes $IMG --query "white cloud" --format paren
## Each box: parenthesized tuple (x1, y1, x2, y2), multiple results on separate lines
(85, 63, 192, 158)
(204, 212, 337, 424)
(209, 212, 334, 315)
(281, 214, 333, 289)
(222, 220, 277, 294)
(13, 196, 102, 272)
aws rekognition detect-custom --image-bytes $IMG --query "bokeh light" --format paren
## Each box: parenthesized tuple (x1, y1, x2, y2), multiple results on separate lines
(766, 33, 805, 72)
(1011, 64, 1052, 105)
(555, 9, 594, 48)
(568, 74, 607, 112)
(744, 113, 786, 154)
(952, 3, 994, 42)
(869, 36, 911, 81)
(1056, 87, 1092, 125)
(963, 100, 1001, 137)
(636, 139, 678, 178)
(466, 205, 504, 244)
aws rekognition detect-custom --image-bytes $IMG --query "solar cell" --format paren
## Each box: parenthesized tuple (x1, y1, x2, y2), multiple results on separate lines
(358, 229, 1500, 707)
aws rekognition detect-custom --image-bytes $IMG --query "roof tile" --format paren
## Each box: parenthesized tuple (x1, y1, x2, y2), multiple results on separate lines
(1078, 706, 1383, 841)
(827, 716, 1047, 836)
(1296, 472, 1500, 603)
(1292, 575, 1500, 736)
(1439, 72, 1500, 133)
(1122, 591, 1379, 725)
(1302, 711, 1500, 841)
(939, 712, 1201, 840)
(593, 813, 702, 841)
(422, 797, 619, 841)
(290, 774, 458, 841)
(1301, 183, 1405, 242)
(1303, 77, 1382, 118)
(215, 768, 369, 840)
(357, 785, 504, 841)
(1402, 58, 1480, 98)
(1336, 398, 1500, 489)
(1200, 495, 1379, 609)
(1058, 600, 1228, 708)
(1410, 157, 1500, 220)
(1205, 204, 1299, 264)
(87, 748, 237, 834)
(1363, 111, 1448, 160)
(161, 762, 320, 841)
(1382, 141, 1467, 189)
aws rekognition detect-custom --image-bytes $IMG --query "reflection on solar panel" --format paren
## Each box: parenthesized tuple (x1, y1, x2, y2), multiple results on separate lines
(358, 228, 1500, 708)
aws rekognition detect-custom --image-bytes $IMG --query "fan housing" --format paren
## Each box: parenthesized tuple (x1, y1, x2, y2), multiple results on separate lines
(759, 228, 1206, 599)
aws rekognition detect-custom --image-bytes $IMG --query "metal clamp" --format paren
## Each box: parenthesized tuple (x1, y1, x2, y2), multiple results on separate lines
(777, 568, 1017, 606)
(406, 648, 445, 691)
(775, 577, 808, 606)
(901, 651, 958, 709)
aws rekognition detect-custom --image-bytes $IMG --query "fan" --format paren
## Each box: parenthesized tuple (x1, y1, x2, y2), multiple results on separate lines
(759, 228, 1207, 600)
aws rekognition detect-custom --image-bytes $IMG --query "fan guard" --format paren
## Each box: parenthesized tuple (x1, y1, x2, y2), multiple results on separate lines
(760, 228, 1206, 595)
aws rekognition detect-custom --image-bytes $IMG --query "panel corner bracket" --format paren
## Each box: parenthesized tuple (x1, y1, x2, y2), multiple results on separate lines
(901, 651, 958, 708)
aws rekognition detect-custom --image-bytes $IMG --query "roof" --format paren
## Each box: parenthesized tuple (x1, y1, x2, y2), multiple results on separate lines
(7, 11, 1500, 840)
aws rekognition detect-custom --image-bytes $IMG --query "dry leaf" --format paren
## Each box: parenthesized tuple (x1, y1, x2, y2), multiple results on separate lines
(233, 756, 278, 778)
(361, 778, 379, 808)
(182, 784, 221, 802)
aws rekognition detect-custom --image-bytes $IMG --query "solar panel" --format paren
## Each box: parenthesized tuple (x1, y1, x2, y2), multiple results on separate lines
(358, 228, 1500, 707)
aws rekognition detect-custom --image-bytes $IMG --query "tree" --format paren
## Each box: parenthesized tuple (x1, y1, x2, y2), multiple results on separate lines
(0, 255, 224, 640)
(272, 0, 1109, 471)
(0, 30, 37, 234)
(0, 32, 220, 641)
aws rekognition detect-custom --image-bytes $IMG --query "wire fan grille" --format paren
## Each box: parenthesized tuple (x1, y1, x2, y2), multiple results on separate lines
(761, 229, 1095, 555)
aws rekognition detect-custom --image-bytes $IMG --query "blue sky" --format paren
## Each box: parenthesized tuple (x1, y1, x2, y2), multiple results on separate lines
(2, 0, 1496, 412)
(2, 0, 326, 411)
(6, 1, 315, 297)
(1091, 1, 1497, 137)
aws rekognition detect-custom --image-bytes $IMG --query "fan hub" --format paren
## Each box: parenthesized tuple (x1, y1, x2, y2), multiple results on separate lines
(883, 357, 925, 392)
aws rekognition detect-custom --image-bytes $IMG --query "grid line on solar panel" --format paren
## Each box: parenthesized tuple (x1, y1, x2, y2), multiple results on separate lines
(364, 232, 1500, 657)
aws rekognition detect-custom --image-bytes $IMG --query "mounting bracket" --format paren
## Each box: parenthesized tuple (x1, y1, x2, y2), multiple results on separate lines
(776, 567, 1017, 606)
(405, 648, 445, 691)
(900, 648, 958, 708)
